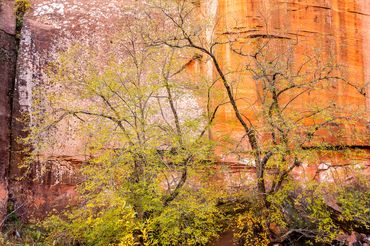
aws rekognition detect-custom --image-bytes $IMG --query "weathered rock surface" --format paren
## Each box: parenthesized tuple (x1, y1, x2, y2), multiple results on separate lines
(206, 0, 369, 147)
(8, 0, 134, 219)
(0, 0, 16, 224)
(0, 0, 369, 220)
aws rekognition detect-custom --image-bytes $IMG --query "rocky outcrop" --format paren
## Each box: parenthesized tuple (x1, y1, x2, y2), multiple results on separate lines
(0, 0, 16, 224)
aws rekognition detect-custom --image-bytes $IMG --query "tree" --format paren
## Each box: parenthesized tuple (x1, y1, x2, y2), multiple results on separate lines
(28, 21, 228, 245)
(140, 0, 369, 244)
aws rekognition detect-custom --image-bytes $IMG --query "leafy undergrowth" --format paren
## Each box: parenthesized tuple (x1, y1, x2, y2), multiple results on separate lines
(1, 176, 369, 246)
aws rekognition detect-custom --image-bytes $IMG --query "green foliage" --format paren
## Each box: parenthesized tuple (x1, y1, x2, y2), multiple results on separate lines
(42, 199, 136, 245)
(29, 22, 227, 245)
(236, 209, 270, 246)
(304, 187, 339, 243)
(150, 188, 224, 245)
(1, 223, 45, 246)
(15, 0, 31, 39)
(233, 175, 370, 245)
(41, 168, 226, 245)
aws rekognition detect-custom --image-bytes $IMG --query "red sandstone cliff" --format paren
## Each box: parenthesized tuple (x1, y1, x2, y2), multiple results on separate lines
(0, 0, 16, 223)
(203, 0, 369, 147)
(0, 0, 369, 220)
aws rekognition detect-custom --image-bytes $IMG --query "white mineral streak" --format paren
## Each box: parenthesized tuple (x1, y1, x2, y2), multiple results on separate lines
(16, 23, 34, 121)
(204, 0, 218, 80)
(32, 0, 126, 31)
(150, 88, 204, 133)
(52, 161, 75, 184)
(35, 160, 76, 184)
(33, 3, 65, 16)
(176, 93, 203, 122)
(318, 162, 334, 182)
(20, 0, 128, 123)
(319, 170, 334, 182)
(239, 158, 256, 167)
(318, 162, 331, 170)
(16, 0, 129, 185)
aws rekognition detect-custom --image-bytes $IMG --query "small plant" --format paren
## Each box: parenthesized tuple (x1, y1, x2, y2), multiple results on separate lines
(15, 0, 31, 39)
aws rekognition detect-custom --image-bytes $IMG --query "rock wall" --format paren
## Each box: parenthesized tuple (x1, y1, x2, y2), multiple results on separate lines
(8, 0, 135, 219)
(0, 0, 369, 220)
(0, 0, 16, 223)
(204, 0, 369, 148)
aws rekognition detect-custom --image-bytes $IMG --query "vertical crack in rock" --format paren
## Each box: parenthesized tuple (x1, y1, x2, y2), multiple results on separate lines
(203, 0, 218, 98)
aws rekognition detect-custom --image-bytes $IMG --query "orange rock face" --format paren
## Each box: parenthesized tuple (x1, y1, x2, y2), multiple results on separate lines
(199, 0, 369, 146)
(196, 0, 370, 188)
(1, 0, 369, 219)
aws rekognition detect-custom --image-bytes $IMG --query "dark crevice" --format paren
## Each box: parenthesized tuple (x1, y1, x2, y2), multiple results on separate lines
(302, 145, 370, 150)
(247, 34, 291, 39)
(308, 5, 331, 10)
(0, 28, 16, 37)
(7, 43, 17, 187)
(1, 0, 30, 229)
(347, 10, 370, 17)
(0, 27, 17, 229)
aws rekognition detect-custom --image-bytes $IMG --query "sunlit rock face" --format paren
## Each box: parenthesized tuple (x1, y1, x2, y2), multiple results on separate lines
(3, 0, 369, 219)
(189, 0, 370, 169)
(201, 0, 369, 144)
